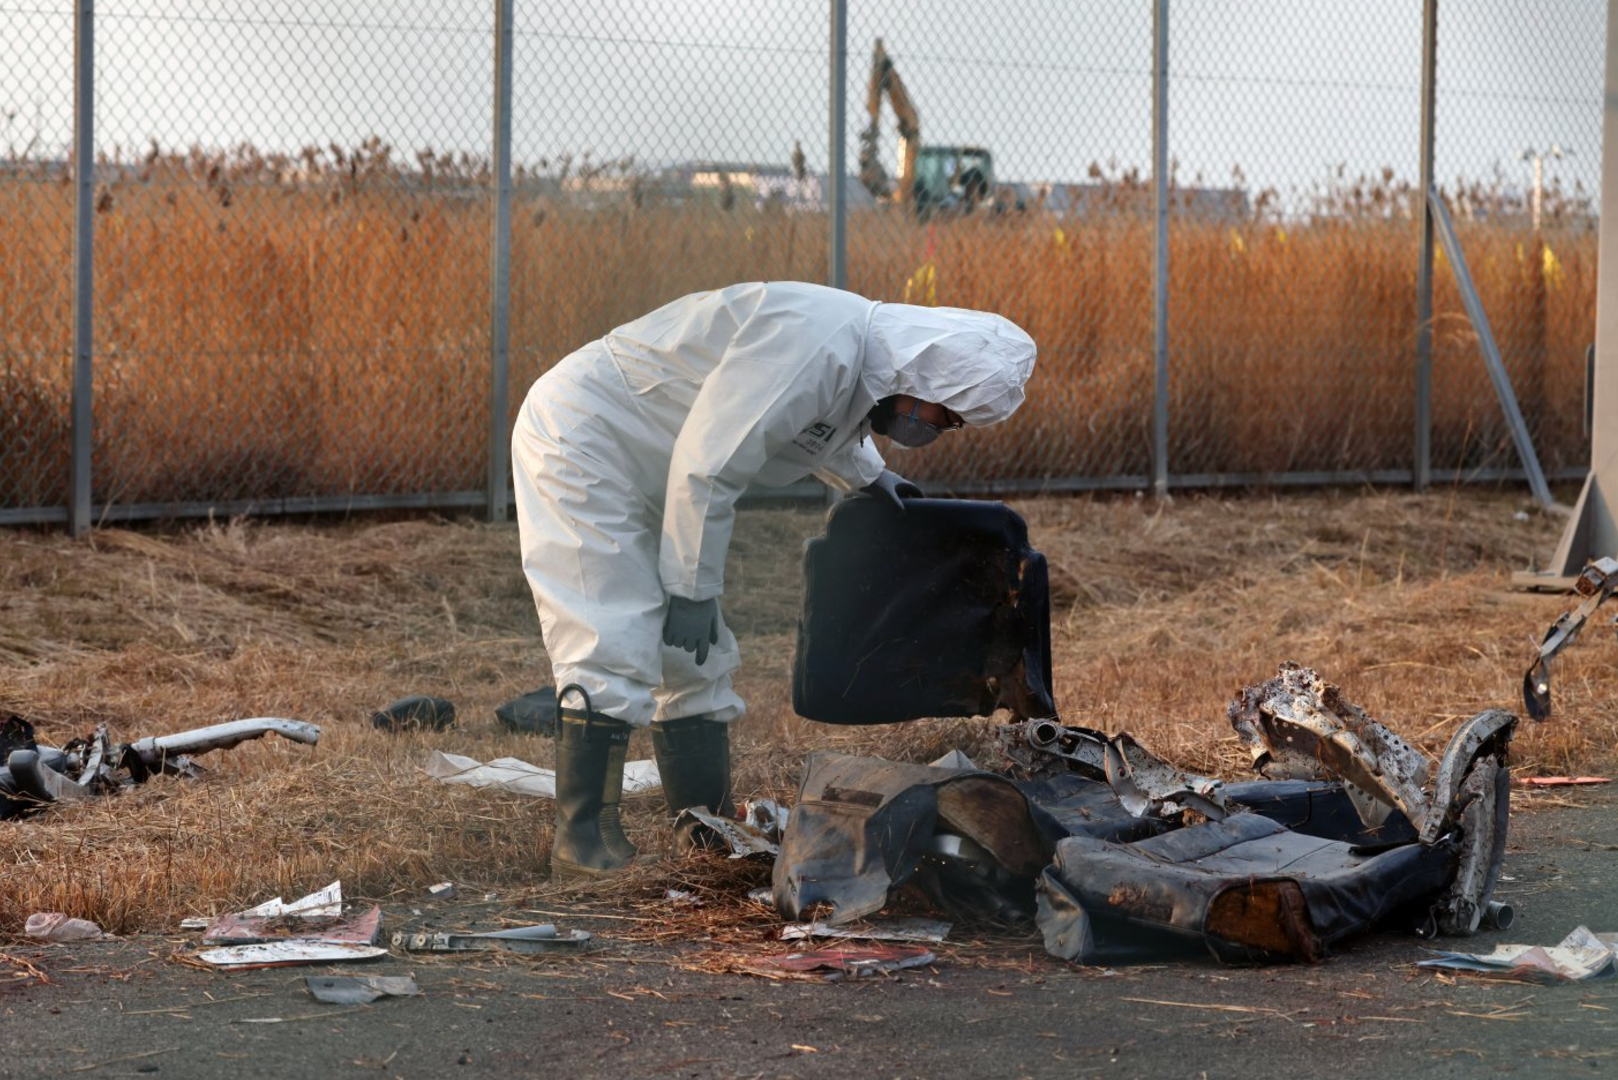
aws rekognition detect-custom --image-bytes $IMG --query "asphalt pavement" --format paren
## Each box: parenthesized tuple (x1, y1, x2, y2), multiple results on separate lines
(3, 789, 1616, 1080)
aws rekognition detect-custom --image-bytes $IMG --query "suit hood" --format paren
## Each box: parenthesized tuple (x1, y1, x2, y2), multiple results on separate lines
(860, 302, 1036, 426)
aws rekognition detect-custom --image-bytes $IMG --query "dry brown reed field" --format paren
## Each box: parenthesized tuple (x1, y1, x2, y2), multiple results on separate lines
(2, 488, 1615, 937)
(0, 148, 1598, 507)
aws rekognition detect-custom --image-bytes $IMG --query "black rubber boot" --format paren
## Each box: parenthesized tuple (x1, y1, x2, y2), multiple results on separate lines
(550, 686, 639, 879)
(650, 715, 734, 818)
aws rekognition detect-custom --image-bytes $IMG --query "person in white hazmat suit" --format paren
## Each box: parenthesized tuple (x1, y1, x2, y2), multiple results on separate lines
(512, 280, 1036, 877)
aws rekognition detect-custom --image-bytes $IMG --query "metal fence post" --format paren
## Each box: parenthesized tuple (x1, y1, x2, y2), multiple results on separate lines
(487, 0, 515, 523)
(69, 0, 95, 536)
(828, 0, 847, 291)
(1415, 0, 1438, 491)
(1151, 0, 1169, 498)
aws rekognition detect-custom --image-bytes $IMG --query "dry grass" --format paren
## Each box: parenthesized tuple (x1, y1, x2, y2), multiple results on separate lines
(2, 487, 1615, 937)
(0, 158, 1598, 506)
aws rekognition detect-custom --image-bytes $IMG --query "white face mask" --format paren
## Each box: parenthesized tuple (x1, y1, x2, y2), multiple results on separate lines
(885, 412, 941, 449)
(882, 398, 954, 449)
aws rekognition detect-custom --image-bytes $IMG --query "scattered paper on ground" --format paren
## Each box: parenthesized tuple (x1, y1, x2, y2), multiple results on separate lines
(235, 881, 343, 918)
(424, 751, 660, 798)
(1418, 926, 1618, 983)
(781, 918, 952, 944)
(745, 944, 938, 981)
(200, 880, 382, 947)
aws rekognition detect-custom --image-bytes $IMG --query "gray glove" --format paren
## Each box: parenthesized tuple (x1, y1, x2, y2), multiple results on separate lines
(662, 596, 720, 665)
(860, 468, 924, 511)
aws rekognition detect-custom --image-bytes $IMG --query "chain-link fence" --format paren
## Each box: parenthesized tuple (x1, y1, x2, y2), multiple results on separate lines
(1, 1, 1606, 528)
(2, 3, 74, 514)
(1434, 2, 1603, 480)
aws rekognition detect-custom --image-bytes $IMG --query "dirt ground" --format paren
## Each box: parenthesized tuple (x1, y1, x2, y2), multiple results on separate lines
(4, 487, 1618, 1077)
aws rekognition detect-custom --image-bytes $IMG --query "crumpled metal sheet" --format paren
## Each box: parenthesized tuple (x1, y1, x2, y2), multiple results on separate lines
(1228, 662, 1432, 832)
(673, 806, 780, 859)
(305, 974, 420, 1004)
(1523, 556, 1618, 721)
(999, 720, 1227, 821)
(771, 752, 1049, 925)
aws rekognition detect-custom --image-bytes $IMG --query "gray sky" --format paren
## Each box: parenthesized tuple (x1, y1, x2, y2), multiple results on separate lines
(1, 1, 1605, 210)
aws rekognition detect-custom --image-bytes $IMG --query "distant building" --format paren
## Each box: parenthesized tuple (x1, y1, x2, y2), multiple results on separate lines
(559, 160, 877, 212)
(1032, 181, 1250, 220)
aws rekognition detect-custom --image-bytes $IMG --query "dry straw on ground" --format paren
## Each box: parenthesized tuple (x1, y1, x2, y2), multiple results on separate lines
(1, 488, 1613, 935)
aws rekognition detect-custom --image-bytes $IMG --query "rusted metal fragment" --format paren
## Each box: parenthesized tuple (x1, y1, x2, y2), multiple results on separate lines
(1523, 555, 1618, 720)
(1228, 662, 1431, 832)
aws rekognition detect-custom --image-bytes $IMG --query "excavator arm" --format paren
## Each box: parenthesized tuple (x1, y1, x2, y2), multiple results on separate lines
(866, 38, 919, 207)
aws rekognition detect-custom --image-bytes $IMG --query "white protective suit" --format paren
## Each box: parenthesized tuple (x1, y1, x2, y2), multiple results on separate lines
(512, 281, 1036, 727)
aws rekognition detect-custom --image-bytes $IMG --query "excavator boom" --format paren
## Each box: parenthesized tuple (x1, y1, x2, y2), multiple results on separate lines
(866, 38, 919, 207)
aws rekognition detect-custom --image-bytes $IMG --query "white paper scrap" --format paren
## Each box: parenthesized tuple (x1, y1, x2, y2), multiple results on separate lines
(424, 751, 659, 798)
(1418, 926, 1618, 983)
(237, 880, 343, 919)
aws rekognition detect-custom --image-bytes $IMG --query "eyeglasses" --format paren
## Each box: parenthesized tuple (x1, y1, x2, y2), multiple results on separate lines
(903, 399, 965, 432)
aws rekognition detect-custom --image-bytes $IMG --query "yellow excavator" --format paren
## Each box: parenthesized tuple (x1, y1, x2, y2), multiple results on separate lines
(862, 37, 1010, 216)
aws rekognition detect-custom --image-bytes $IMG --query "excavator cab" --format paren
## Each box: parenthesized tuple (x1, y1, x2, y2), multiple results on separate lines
(866, 39, 1021, 218)
(913, 146, 995, 214)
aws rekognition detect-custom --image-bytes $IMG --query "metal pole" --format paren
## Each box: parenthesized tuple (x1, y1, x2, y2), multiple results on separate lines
(69, 0, 95, 537)
(486, 0, 514, 523)
(1151, 0, 1169, 498)
(1428, 190, 1554, 509)
(1415, 0, 1437, 492)
(828, 0, 847, 290)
